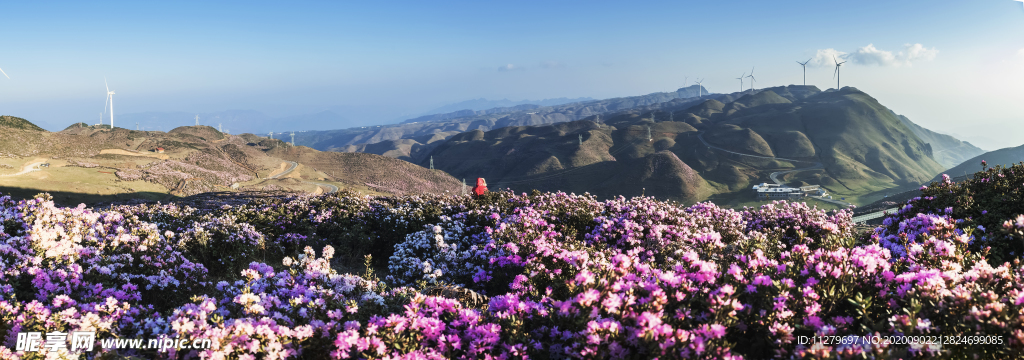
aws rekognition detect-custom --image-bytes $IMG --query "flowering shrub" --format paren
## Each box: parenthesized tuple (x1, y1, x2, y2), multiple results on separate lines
(387, 216, 491, 287)
(1, 185, 1023, 359)
(881, 161, 1024, 263)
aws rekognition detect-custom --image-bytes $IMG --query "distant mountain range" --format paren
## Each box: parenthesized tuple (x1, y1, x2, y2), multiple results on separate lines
(103, 110, 350, 134)
(407, 86, 949, 203)
(100, 97, 594, 135)
(933, 143, 1024, 183)
(895, 113, 984, 168)
(293, 84, 710, 154)
(421, 97, 595, 115)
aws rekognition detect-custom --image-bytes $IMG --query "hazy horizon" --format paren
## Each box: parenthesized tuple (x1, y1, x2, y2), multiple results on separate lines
(2, 1, 1023, 149)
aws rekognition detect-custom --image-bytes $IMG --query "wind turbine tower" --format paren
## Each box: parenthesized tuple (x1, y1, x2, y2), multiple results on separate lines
(219, 123, 222, 132)
(136, 122, 139, 130)
(736, 72, 745, 92)
(269, 131, 274, 140)
(195, 115, 199, 126)
(746, 67, 756, 92)
(832, 55, 847, 89)
(796, 59, 811, 86)
(290, 132, 295, 146)
(104, 79, 115, 129)
(694, 79, 704, 97)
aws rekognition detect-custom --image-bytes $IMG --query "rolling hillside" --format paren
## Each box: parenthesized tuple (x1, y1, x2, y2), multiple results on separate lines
(293, 84, 711, 157)
(417, 86, 948, 205)
(0, 120, 459, 205)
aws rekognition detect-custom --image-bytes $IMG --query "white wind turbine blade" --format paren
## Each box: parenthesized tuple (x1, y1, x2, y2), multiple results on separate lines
(0, 66, 9, 79)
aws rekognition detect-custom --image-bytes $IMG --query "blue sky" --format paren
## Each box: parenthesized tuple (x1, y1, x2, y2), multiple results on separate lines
(2, 1, 1024, 149)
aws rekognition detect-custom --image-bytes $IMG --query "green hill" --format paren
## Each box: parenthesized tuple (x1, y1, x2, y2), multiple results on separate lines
(0, 115, 45, 131)
(419, 86, 948, 205)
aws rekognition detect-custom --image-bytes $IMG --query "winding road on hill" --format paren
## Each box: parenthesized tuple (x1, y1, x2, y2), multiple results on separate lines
(696, 132, 852, 207)
(268, 161, 299, 179)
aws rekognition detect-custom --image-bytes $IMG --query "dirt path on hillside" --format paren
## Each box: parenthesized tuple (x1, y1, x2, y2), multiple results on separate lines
(0, 158, 47, 177)
(100, 149, 169, 160)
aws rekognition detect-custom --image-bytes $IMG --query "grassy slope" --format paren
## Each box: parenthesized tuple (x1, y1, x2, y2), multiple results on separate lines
(417, 86, 949, 208)
(1, 119, 459, 204)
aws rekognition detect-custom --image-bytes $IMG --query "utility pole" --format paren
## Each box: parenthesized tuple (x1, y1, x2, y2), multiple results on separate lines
(430, 156, 434, 170)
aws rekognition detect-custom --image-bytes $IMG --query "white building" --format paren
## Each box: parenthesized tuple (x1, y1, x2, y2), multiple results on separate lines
(753, 183, 827, 200)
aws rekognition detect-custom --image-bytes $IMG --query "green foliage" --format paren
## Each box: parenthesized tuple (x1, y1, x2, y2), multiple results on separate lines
(0, 115, 45, 131)
(905, 162, 1024, 264)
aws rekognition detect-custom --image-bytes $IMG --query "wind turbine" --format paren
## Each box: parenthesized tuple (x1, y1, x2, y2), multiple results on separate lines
(104, 79, 115, 129)
(833, 55, 847, 89)
(736, 72, 745, 92)
(796, 58, 811, 86)
(746, 67, 756, 92)
(195, 115, 200, 126)
(694, 79, 704, 97)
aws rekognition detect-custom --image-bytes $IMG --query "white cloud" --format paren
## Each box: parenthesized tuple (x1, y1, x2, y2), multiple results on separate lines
(809, 48, 847, 67)
(846, 44, 900, 66)
(810, 43, 938, 67)
(497, 64, 524, 72)
(1017, 48, 1024, 62)
(901, 43, 938, 63)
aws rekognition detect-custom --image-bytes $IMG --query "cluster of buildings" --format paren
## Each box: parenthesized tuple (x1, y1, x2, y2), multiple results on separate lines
(752, 183, 827, 200)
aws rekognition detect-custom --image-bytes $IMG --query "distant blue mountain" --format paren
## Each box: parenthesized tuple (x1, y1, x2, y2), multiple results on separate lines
(423, 97, 594, 115)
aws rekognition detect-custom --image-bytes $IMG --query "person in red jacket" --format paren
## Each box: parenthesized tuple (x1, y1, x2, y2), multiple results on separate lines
(472, 178, 488, 197)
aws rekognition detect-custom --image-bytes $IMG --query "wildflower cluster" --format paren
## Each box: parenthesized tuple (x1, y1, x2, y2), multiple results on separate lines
(0, 185, 1022, 359)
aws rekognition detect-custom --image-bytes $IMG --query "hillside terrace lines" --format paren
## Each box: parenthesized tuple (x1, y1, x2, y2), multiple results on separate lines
(99, 149, 170, 160)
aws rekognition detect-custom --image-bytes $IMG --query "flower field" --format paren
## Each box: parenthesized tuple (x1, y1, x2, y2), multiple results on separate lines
(2, 163, 1024, 359)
